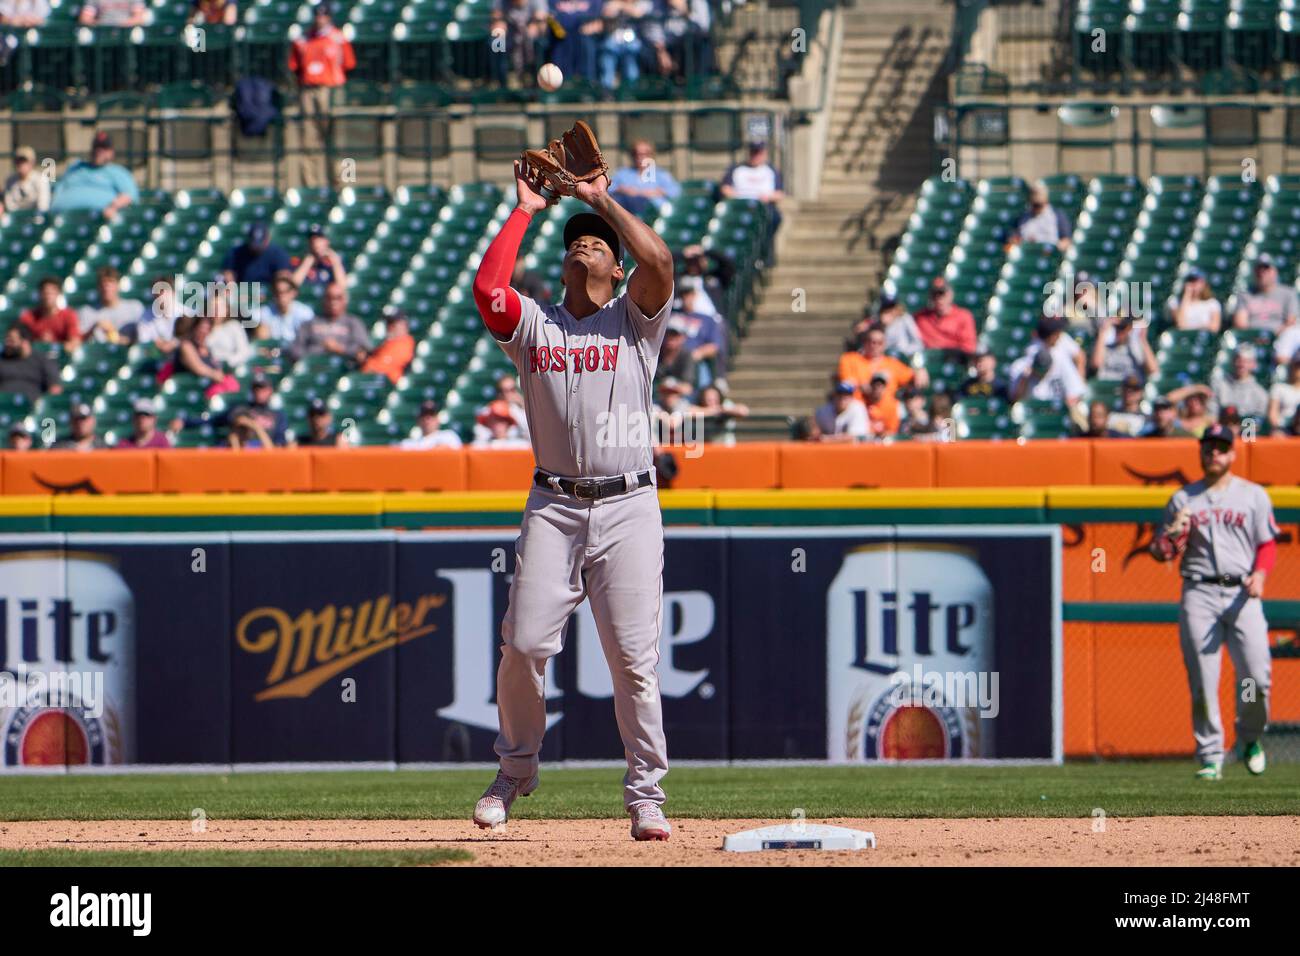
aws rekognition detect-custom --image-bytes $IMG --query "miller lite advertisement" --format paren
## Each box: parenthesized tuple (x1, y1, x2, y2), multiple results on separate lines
(0, 527, 1059, 769)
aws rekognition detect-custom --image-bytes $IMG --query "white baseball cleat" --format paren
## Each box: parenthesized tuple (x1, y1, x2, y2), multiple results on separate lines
(629, 800, 671, 841)
(1240, 740, 1266, 776)
(473, 770, 539, 829)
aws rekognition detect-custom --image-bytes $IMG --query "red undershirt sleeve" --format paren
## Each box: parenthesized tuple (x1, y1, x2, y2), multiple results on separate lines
(1254, 539, 1276, 574)
(473, 207, 531, 338)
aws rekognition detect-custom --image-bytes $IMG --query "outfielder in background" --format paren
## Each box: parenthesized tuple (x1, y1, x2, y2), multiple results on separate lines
(1150, 423, 1279, 780)
(468, 137, 676, 839)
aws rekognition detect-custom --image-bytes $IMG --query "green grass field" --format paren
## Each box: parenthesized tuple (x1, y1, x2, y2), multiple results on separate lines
(2, 762, 1298, 821)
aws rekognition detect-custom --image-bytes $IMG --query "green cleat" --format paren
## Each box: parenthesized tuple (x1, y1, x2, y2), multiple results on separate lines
(1239, 740, 1266, 776)
(1195, 762, 1222, 781)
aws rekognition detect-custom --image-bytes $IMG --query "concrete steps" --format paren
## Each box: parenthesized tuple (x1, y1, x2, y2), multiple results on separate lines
(727, 0, 951, 422)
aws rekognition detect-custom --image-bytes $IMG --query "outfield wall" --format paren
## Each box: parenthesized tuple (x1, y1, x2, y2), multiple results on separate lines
(0, 487, 1297, 766)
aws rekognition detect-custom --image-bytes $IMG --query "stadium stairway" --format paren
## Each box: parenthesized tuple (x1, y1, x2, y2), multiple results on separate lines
(728, 1, 953, 420)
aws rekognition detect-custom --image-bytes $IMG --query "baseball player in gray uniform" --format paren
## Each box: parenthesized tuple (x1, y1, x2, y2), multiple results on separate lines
(468, 158, 675, 840)
(1150, 423, 1279, 780)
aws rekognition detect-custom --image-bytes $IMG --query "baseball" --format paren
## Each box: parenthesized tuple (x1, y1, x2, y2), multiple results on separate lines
(537, 63, 563, 92)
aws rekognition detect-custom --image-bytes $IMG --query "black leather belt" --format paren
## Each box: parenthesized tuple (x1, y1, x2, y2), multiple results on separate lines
(534, 469, 652, 501)
(1182, 573, 1244, 587)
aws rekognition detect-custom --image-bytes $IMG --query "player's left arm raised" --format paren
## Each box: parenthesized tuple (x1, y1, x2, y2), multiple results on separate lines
(576, 178, 674, 317)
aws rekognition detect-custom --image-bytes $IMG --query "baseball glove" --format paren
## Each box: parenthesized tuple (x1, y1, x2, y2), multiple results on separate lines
(1153, 507, 1192, 561)
(522, 120, 610, 197)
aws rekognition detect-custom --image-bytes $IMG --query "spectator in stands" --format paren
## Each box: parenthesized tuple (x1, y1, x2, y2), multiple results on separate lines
(813, 381, 868, 443)
(644, 0, 711, 78)
(791, 416, 822, 442)
(655, 323, 696, 394)
(1077, 400, 1126, 439)
(223, 221, 292, 289)
(549, 0, 603, 83)
(599, 0, 652, 92)
(2, 145, 50, 213)
(1210, 345, 1269, 422)
(55, 403, 106, 450)
(78, 0, 145, 27)
(173, 315, 238, 398)
(1275, 316, 1300, 365)
(401, 399, 463, 450)
(238, 372, 288, 446)
(116, 397, 173, 449)
(1105, 376, 1148, 437)
(50, 132, 137, 220)
(253, 271, 313, 342)
(897, 386, 934, 439)
(1063, 270, 1119, 337)
(511, 259, 553, 304)
(1090, 313, 1157, 383)
(913, 277, 977, 358)
(1142, 396, 1191, 438)
(79, 266, 145, 345)
(877, 295, 923, 358)
(0, 324, 60, 402)
(190, 0, 237, 25)
(672, 278, 726, 389)
(291, 282, 371, 364)
(861, 372, 899, 437)
(609, 140, 681, 218)
(141, 276, 186, 352)
(493, 373, 529, 439)
(674, 243, 731, 319)
(959, 350, 1011, 403)
(1031, 314, 1085, 379)
(205, 287, 254, 370)
(837, 320, 924, 421)
(1009, 342, 1085, 409)
(489, 0, 548, 89)
(296, 398, 349, 447)
(692, 383, 748, 424)
(1165, 269, 1221, 332)
(1010, 181, 1071, 253)
(473, 399, 530, 448)
(1230, 255, 1300, 333)
(289, 2, 355, 189)
(1166, 384, 1214, 438)
(1268, 356, 1300, 433)
(653, 377, 694, 442)
(291, 224, 347, 294)
(361, 306, 415, 385)
(720, 141, 784, 246)
(6, 423, 32, 450)
(227, 405, 274, 449)
(0, 0, 50, 29)
(20, 277, 81, 348)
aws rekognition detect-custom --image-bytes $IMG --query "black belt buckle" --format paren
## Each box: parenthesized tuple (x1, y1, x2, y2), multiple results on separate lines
(573, 480, 600, 501)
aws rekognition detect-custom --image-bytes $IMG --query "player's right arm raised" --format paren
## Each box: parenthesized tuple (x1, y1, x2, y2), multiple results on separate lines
(472, 160, 556, 340)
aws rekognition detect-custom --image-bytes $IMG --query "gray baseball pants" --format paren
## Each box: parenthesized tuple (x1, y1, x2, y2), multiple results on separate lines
(1178, 582, 1271, 765)
(494, 480, 668, 807)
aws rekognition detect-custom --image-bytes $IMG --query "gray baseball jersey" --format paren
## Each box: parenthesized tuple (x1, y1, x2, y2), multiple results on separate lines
(1162, 476, 1278, 764)
(493, 289, 672, 477)
(488, 285, 674, 809)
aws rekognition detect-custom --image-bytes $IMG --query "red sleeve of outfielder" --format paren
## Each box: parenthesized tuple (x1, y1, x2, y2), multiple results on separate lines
(1254, 539, 1277, 574)
(473, 207, 530, 338)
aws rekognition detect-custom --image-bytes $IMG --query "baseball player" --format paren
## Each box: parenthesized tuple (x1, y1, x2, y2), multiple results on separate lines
(468, 157, 675, 840)
(1149, 423, 1278, 780)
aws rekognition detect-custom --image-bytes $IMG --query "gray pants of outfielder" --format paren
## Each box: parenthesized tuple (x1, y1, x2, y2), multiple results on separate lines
(1178, 582, 1271, 764)
(494, 481, 668, 807)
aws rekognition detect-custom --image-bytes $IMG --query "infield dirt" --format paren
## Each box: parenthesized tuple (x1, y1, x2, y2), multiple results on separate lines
(3, 816, 1298, 866)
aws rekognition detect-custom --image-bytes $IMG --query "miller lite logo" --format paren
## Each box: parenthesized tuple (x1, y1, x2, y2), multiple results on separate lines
(0, 551, 134, 766)
(827, 544, 995, 761)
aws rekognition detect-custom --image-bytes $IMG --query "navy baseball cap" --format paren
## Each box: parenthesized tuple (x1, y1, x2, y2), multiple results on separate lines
(248, 221, 271, 248)
(308, 397, 329, 416)
(563, 213, 622, 264)
(833, 381, 856, 395)
(1200, 423, 1234, 446)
